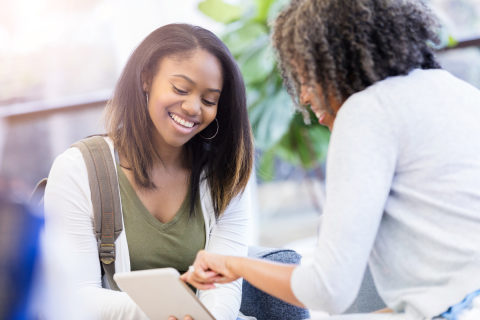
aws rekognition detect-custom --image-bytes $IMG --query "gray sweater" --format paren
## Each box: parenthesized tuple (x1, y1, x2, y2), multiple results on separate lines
(291, 69, 480, 320)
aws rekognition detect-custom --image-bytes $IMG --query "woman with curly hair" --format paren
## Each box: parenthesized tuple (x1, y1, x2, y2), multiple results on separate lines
(181, 0, 480, 319)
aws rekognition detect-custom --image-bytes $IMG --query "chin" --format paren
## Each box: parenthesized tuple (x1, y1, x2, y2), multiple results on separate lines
(166, 136, 191, 148)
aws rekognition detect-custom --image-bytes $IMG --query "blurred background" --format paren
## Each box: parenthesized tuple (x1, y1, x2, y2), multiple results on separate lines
(1, 0, 480, 250)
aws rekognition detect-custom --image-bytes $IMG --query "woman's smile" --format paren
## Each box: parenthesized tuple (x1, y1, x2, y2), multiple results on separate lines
(168, 111, 200, 134)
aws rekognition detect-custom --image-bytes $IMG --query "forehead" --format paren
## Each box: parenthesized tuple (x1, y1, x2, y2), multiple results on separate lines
(156, 49, 223, 89)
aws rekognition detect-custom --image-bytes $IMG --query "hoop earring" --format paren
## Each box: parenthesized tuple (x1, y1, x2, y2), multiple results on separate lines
(199, 118, 219, 140)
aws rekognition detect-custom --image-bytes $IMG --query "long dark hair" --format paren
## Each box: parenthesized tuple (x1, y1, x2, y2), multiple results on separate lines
(104, 24, 253, 219)
(271, 0, 441, 115)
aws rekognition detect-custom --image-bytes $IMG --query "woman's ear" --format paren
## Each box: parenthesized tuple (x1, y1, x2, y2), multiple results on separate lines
(141, 70, 152, 93)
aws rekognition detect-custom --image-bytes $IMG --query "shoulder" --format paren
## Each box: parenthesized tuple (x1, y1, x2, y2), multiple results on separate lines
(50, 136, 115, 176)
(335, 85, 385, 130)
(50, 146, 86, 176)
(332, 82, 399, 150)
(46, 136, 116, 207)
(334, 70, 445, 131)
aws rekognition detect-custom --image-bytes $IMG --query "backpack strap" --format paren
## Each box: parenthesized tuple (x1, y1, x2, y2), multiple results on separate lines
(71, 136, 123, 291)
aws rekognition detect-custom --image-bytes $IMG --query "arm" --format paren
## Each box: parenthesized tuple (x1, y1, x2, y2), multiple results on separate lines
(184, 95, 397, 314)
(44, 148, 148, 320)
(197, 182, 252, 320)
(182, 252, 302, 307)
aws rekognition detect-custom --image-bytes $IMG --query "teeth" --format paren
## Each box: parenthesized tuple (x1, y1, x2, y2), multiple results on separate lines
(170, 113, 194, 128)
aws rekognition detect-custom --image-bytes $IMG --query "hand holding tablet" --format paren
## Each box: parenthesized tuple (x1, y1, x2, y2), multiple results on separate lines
(114, 268, 216, 320)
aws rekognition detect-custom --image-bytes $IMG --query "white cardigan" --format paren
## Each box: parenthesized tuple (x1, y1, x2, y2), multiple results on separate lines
(290, 69, 480, 319)
(44, 137, 251, 320)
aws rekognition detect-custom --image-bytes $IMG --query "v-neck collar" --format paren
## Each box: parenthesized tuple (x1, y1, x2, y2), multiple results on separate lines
(116, 164, 189, 232)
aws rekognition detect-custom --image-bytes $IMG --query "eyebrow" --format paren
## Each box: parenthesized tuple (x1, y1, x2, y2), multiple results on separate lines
(173, 74, 222, 94)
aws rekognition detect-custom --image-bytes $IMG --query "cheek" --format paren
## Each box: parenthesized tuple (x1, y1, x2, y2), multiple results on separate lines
(323, 113, 335, 130)
(149, 94, 172, 118)
(203, 106, 218, 125)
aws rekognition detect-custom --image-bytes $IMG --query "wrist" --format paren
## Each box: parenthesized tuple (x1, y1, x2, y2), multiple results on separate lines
(225, 255, 241, 278)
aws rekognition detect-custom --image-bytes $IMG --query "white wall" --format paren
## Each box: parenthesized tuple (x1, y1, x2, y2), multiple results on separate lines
(109, 0, 224, 74)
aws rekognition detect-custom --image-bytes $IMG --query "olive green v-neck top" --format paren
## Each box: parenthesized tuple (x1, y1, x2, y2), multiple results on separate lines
(116, 165, 206, 277)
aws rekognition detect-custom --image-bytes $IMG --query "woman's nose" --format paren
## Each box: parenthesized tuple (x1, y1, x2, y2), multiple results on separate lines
(299, 86, 312, 105)
(182, 98, 201, 116)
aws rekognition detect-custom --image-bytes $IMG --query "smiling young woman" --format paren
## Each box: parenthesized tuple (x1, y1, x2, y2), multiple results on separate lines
(105, 24, 252, 220)
(44, 24, 253, 320)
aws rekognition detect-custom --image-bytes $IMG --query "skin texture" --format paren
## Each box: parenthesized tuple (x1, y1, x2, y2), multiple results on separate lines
(119, 49, 223, 320)
(180, 251, 304, 307)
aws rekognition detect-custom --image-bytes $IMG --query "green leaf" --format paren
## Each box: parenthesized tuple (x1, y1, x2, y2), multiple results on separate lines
(447, 35, 458, 48)
(274, 112, 330, 169)
(307, 125, 330, 162)
(253, 0, 276, 23)
(258, 150, 276, 181)
(238, 39, 275, 84)
(250, 89, 294, 150)
(222, 23, 268, 57)
(266, 0, 291, 22)
(198, 0, 243, 24)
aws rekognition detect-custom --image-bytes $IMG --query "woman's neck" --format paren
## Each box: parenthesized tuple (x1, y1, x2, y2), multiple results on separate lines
(152, 133, 187, 170)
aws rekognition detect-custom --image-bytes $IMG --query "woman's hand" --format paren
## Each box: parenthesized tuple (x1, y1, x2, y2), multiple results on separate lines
(182, 250, 303, 308)
(168, 316, 193, 320)
(179, 250, 239, 290)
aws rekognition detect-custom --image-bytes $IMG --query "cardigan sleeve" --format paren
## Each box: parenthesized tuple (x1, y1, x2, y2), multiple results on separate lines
(198, 183, 252, 320)
(290, 94, 397, 314)
(44, 147, 148, 320)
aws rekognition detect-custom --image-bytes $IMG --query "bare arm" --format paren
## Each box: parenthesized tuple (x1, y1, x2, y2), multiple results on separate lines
(180, 251, 304, 308)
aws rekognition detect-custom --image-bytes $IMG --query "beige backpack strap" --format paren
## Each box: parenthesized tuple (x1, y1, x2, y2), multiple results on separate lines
(71, 136, 122, 291)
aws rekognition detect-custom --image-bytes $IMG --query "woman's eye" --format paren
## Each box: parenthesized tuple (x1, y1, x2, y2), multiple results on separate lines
(173, 85, 187, 94)
(202, 99, 216, 106)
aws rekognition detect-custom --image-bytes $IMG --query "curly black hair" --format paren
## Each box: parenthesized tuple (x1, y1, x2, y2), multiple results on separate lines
(271, 0, 442, 116)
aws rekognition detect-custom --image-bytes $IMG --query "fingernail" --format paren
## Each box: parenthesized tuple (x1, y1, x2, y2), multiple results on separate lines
(168, 317, 175, 320)
(315, 112, 320, 118)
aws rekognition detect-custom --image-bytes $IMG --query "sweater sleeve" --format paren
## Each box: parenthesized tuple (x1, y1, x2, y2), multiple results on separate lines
(198, 183, 252, 320)
(290, 94, 397, 314)
(44, 147, 148, 320)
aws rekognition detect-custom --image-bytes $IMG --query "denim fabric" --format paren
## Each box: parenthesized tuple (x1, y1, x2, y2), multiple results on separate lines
(345, 266, 386, 313)
(240, 247, 310, 320)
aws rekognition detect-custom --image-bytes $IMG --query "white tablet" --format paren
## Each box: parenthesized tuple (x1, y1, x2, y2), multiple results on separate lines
(114, 268, 216, 320)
